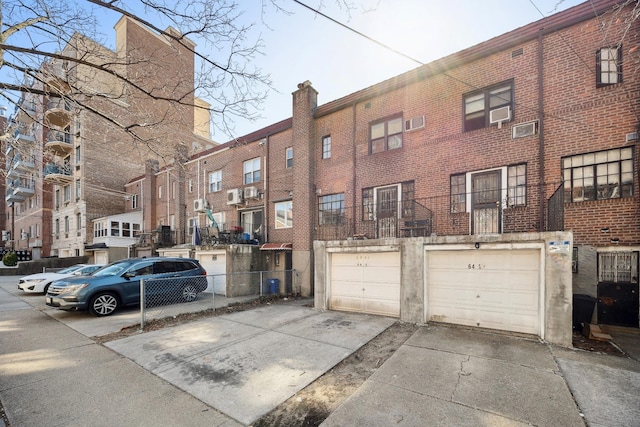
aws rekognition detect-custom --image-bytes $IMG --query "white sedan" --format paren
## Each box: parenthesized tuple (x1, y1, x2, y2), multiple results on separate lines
(17, 264, 104, 294)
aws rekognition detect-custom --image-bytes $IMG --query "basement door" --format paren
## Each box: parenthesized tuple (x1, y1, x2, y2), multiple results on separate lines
(472, 171, 501, 234)
(330, 252, 400, 317)
(597, 251, 639, 327)
(427, 248, 541, 335)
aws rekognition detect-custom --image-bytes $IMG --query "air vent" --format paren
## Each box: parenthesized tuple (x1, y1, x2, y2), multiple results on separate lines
(512, 121, 539, 139)
(626, 132, 639, 142)
(404, 116, 425, 132)
(511, 47, 524, 58)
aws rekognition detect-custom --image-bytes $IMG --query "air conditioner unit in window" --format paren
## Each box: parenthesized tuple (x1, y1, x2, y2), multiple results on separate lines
(489, 106, 511, 124)
(511, 120, 538, 139)
(244, 186, 259, 199)
(193, 198, 209, 212)
(227, 188, 243, 205)
(404, 116, 425, 132)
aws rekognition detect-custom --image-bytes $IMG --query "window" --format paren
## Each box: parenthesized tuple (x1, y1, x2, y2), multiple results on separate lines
(189, 179, 193, 193)
(318, 193, 345, 225)
(131, 194, 138, 209)
(209, 170, 222, 192)
(563, 147, 633, 202)
(370, 115, 403, 154)
(122, 222, 131, 237)
(94, 222, 102, 238)
(275, 201, 293, 228)
(75, 179, 81, 199)
(597, 47, 622, 86)
(55, 189, 60, 210)
(286, 147, 293, 168)
(172, 181, 176, 200)
(36, 223, 40, 238)
(188, 217, 198, 236)
(75, 145, 81, 163)
(133, 224, 141, 236)
(322, 135, 331, 159)
(507, 164, 527, 207)
(244, 158, 260, 184)
(64, 216, 69, 235)
(63, 185, 71, 203)
(111, 221, 119, 236)
(76, 213, 81, 235)
(362, 188, 374, 221)
(450, 174, 466, 213)
(464, 81, 513, 132)
(158, 185, 162, 199)
(55, 219, 60, 238)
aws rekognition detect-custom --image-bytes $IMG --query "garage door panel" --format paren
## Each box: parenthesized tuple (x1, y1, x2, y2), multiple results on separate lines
(427, 249, 541, 335)
(330, 252, 400, 318)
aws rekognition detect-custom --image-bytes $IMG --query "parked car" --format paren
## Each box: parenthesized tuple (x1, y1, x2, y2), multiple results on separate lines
(45, 257, 208, 316)
(17, 264, 104, 294)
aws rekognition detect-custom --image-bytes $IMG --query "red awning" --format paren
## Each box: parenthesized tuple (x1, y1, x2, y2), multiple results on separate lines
(260, 243, 293, 251)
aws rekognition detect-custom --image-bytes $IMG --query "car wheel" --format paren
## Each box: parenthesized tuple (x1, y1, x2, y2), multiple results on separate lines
(43, 283, 50, 294)
(182, 284, 198, 302)
(89, 292, 119, 316)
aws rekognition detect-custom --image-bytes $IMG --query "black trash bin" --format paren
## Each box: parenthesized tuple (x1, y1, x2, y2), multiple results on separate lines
(573, 294, 596, 332)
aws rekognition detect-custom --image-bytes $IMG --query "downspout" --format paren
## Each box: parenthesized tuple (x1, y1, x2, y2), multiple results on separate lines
(264, 135, 269, 243)
(537, 32, 546, 231)
(351, 102, 357, 232)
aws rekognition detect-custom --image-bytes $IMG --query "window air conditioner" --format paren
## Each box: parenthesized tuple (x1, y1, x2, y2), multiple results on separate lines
(404, 115, 425, 132)
(227, 188, 243, 205)
(489, 106, 511, 124)
(193, 198, 209, 212)
(244, 186, 259, 199)
(511, 121, 538, 139)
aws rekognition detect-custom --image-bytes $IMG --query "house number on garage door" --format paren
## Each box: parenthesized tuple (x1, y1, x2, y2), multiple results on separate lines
(468, 264, 486, 269)
(356, 254, 369, 267)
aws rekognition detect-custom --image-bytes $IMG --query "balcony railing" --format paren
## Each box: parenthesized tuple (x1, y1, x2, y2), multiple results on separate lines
(315, 187, 559, 241)
(44, 98, 72, 128)
(45, 130, 73, 156)
(43, 162, 72, 184)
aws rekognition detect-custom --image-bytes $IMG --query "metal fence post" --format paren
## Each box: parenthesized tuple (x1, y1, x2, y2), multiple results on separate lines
(140, 278, 145, 330)
(260, 271, 263, 296)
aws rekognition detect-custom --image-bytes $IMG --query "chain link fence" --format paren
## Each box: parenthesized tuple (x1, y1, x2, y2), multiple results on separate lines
(139, 269, 297, 328)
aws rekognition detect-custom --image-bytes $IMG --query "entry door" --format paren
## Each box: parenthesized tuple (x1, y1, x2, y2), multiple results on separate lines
(376, 186, 398, 238)
(472, 171, 501, 234)
(597, 251, 639, 327)
(241, 210, 263, 237)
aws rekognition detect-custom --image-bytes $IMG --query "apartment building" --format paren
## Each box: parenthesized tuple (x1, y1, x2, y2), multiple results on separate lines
(121, 0, 637, 344)
(4, 16, 215, 260)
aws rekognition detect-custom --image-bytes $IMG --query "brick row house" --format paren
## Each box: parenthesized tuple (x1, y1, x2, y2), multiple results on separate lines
(121, 0, 638, 345)
(3, 17, 215, 262)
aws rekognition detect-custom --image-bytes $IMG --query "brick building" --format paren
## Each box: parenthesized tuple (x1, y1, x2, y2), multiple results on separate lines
(4, 16, 215, 260)
(124, 0, 638, 341)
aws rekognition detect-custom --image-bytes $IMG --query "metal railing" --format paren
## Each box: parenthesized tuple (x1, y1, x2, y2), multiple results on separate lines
(315, 184, 563, 240)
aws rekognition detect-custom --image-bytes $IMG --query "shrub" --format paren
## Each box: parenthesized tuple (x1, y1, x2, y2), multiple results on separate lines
(3, 252, 18, 267)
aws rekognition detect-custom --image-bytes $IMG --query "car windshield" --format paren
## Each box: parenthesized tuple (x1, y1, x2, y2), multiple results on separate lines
(92, 262, 130, 277)
(57, 265, 83, 274)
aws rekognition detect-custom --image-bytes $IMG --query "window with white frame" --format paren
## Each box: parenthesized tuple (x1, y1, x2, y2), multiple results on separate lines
(209, 170, 222, 192)
(64, 216, 69, 235)
(75, 179, 81, 199)
(370, 115, 403, 154)
(63, 185, 71, 203)
(322, 135, 331, 159)
(131, 194, 138, 209)
(55, 219, 59, 238)
(563, 147, 633, 202)
(158, 185, 162, 199)
(122, 222, 131, 237)
(275, 200, 292, 228)
(189, 179, 194, 193)
(76, 213, 81, 235)
(597, 47, 622, 87)
(111, 221, 119, 236)
(286, 147, 293, 168)
(244, 158, 260, 184)
(172, 181, 176, 200)
(188, 217, 198, 236)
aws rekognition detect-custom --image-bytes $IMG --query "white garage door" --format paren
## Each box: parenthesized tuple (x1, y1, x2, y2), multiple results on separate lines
(197, 252, 226, 295)
(330, 252, 400, 317)
(94, 251, 109, 265)
(427, 248, 541, 335)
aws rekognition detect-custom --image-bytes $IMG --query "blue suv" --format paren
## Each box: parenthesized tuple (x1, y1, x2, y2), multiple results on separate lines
(45, 257, 207, 316)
